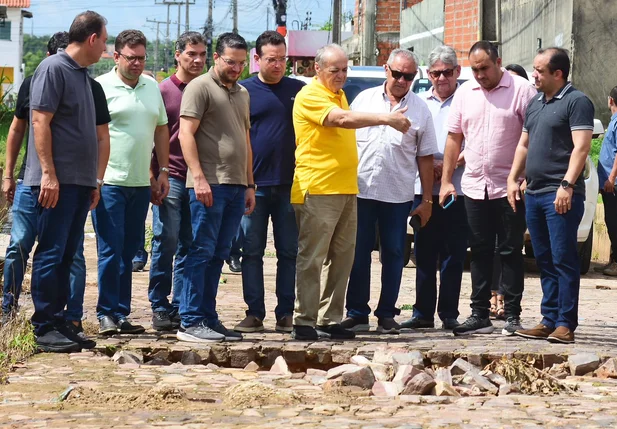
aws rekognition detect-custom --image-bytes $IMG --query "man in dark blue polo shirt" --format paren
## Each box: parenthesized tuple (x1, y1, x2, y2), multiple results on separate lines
(507, 47, 594, 344)
(233, 31, 305, 334)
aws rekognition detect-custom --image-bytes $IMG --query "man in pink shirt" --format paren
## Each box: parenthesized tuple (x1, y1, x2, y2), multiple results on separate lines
(440, 41, 537, 336)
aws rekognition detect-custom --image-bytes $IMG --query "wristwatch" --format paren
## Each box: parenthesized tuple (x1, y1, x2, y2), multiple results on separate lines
(560, 179, 573, 189)
(247, 184, 257, 191)
(160, 167, 170, 174)
(96, 178, 104, 187)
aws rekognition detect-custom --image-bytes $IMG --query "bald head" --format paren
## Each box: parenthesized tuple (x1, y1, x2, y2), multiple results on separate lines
(314, 44, 348, 94)
(315, 44, 348, 68)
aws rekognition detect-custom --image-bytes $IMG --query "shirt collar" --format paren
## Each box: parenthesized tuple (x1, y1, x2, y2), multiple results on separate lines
(381, 81, 409, 105)
(471, 68, 511, 91)
(611, 112, 617, 121)
(170, 73, 187, 90)
(537, 82, 573, 102)
(426, 83, 460, 103)
(312, 76, 343, 98)
(109, 66, 148, 89)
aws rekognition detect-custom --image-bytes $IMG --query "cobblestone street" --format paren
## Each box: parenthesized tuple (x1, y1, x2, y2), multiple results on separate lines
(3, 216, 617, 427)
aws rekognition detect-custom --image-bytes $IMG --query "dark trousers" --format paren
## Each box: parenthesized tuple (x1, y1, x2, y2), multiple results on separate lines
(346, 197, 412, 320)
(465, 195, 526, 319)
(526, 191, 584, 331)
(30, 185, 91, 336)
(602, 191, 617, 258)
(413, 195, 468, 321)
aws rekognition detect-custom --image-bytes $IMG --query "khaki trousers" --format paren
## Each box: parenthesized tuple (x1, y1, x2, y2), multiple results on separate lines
(292, 193, 357, 327)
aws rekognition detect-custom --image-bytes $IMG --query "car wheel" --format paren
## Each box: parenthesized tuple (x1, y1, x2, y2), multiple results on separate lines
(578, 224, 593, 275)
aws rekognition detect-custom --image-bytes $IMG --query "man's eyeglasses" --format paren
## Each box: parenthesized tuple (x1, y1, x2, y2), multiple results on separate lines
(388, 66, 416, 82)
(220, 57, 247, 69)
(117, 52, 147, 63)
(428, 68, 456, 79)
(262, 57, 287, 65)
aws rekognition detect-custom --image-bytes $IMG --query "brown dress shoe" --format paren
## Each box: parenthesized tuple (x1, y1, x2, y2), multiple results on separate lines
(514, 323, 553, 340)
(233, 315, 264, 333)
(547, 326, 574, 344)
(275, 315, 293, 333)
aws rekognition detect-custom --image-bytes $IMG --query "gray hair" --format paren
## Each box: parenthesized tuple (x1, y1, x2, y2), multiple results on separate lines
(387, 49, 419, 66)
(428, 45, 458, 68)
(315, 43, 348, 67)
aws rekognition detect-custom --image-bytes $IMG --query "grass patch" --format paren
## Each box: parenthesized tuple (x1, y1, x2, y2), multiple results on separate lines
(400, 304, 413, 311)
(0, 311, 37, 383)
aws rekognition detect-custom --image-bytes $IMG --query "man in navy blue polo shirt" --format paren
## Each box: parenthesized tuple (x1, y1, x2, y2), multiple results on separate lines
(233, 31, 305, 334)
(507, 47, 594, 344)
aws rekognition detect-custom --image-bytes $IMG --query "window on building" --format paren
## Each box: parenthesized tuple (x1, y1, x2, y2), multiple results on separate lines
(0, 21, 11, 41)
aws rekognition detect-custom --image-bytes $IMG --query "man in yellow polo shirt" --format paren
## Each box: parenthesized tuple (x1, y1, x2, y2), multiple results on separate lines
(291, 44, 412, 341)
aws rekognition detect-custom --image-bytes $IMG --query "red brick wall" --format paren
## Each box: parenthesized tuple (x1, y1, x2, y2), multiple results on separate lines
(443, 0, 480, 66)
(375, 0, 401, 33)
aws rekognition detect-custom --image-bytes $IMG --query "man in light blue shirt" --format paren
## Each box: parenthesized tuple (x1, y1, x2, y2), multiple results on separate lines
(401, 45, 467, 331)
(597, 86, 617, 276)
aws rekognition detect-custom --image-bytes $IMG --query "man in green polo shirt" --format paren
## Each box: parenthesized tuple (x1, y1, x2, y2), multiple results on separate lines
(94, 29, 170, 335)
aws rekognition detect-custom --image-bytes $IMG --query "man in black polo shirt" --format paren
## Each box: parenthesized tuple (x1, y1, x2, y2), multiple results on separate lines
(507, 47, 594, 344)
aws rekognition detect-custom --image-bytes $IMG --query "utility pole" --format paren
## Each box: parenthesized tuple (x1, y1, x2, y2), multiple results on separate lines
(177, 4, 181, 39)
(361, 0, 376, 65)
(185, 0, 190, 31)
(146, 18, 167, 72)
(165, 4, 171, 70)
(332, 0, 341, 44)
(266, 5, 270, 31)
(232, 0, 238, 34)
(203, 0, 214, 69)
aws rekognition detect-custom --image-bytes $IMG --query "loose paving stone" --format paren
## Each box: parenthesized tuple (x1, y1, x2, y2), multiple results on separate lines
(326, 364, 360, 379)
(401, 372, 436, 395)
(371, 381, 399, 397)
(392, 365, 422, 392)
(341, 366, 375, 389)
(433, 380, 461, 397)
(596, 358, 617, 379)
(269, 356, 291, 375)
(112, 350, 143, 365)
(569, 352, 601, 376)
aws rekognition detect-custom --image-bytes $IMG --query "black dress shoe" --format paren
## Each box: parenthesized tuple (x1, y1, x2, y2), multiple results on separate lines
(169, 309, 181, 329)
(58, 322, 96, 349)
(227, 256, 242, 273)
(291, 325, 318, 341)
(152, 311, 173, 331)
(117, 319, 146, 334)
(400, 317, 435, 329)
(36, 329, 81, 353)
(99, 315, 118, 336)
(132, 261, 146, 272)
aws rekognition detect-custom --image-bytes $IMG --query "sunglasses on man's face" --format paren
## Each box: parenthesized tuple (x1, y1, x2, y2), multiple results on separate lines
(429, 68, 456, 79)
(389, 67, 416, 82)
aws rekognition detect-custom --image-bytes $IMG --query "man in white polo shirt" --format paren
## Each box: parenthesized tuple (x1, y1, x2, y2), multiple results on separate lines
(342, 49, 438, 334)
(95, 29, 170, 336)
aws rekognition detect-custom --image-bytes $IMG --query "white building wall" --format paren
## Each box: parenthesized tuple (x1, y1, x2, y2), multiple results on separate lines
(0, 8, 24, 97)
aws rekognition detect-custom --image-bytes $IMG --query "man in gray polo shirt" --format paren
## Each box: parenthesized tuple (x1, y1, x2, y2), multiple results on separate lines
(24, 11, 109, 353)
(507, 47, 594, 344)
(177, 32, 255, 343)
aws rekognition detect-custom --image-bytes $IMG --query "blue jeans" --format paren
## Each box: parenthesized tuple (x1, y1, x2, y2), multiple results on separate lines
(92, 185, 151, 320)
(30, 185, 91, 336)
(180, 185, 246, 327)
(526, 191, 584, 331)
(229, 225, 243, 259)
(148, 177, 192, 313)
(413, 195, 468, 321)
(346, 197, 413, 320)
(241, 185, 297, 321)
(3, 183, 87, 322)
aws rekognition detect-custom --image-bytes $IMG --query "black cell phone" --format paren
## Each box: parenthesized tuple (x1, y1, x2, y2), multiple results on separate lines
(409, 214, 422, 231)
